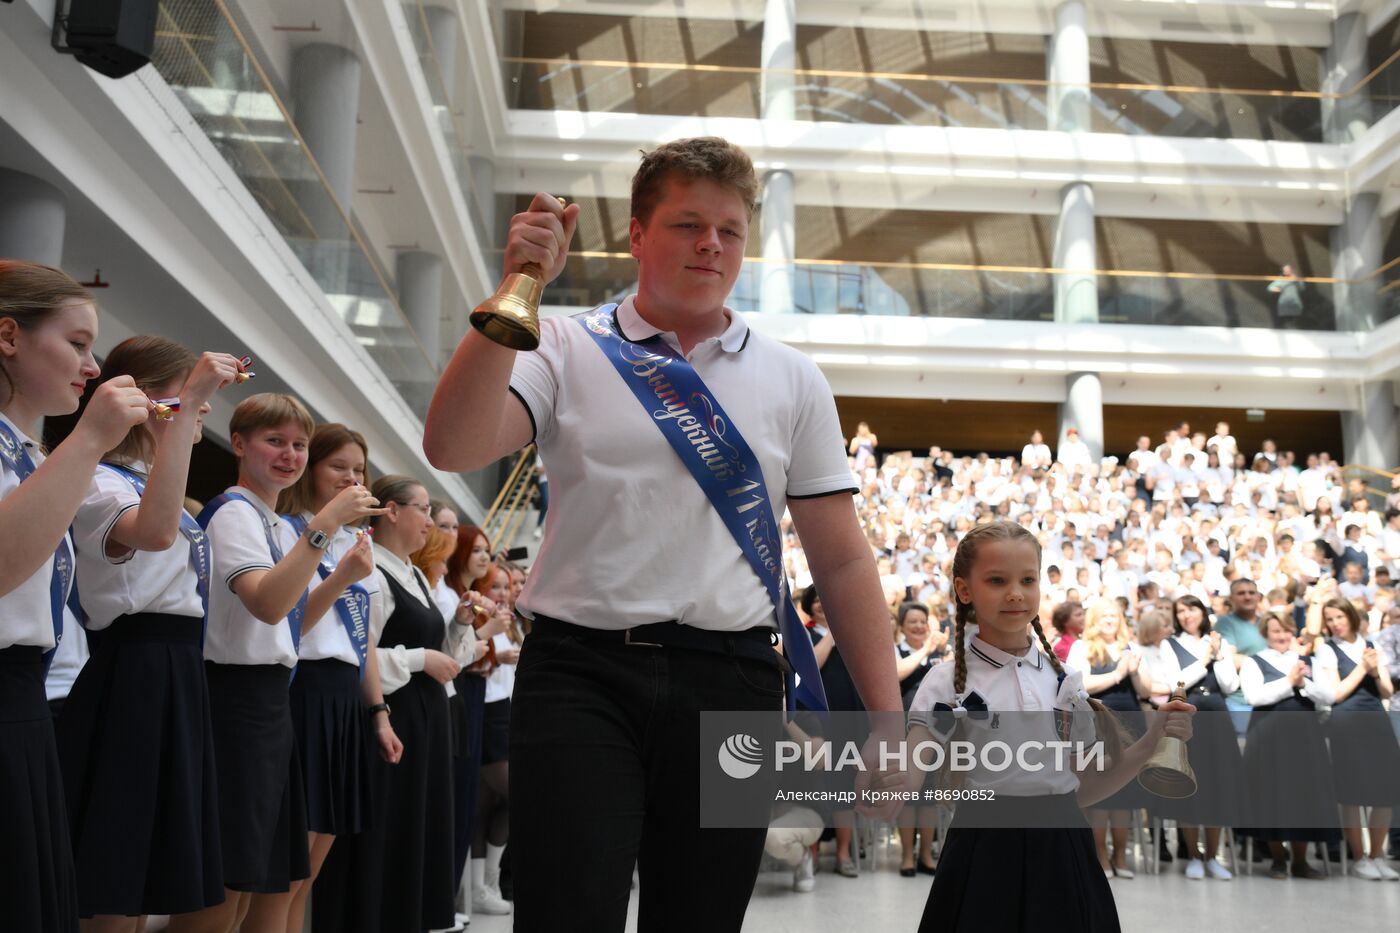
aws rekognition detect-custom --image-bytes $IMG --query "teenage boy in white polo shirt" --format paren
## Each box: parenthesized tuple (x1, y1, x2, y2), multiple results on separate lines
(424, 137, 904, 932)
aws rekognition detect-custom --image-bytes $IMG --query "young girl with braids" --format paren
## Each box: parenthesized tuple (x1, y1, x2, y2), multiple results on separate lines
(907, 521, 1194, 932)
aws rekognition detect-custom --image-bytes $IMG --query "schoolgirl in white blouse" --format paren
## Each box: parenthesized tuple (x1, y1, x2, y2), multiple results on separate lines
(274, 423, 404, 932)
(185, 393, 383, 933)
(0, 261, 149, 933)
(61, 336, 241, 931)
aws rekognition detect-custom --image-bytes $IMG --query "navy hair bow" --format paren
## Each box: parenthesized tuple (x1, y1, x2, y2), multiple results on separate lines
(930, 690, 989, 734)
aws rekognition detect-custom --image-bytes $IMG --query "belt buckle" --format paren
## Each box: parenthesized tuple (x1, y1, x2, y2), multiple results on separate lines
(624, 628, 663, 648)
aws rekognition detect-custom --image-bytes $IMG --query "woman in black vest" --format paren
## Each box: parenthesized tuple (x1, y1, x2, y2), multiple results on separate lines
(1240, 611, 1338, 880)
(361, 475, 480, 930)
(1152, 596, 1247, 879)
(894, 601, 944, 877)
(1313, 598, 1400, 880)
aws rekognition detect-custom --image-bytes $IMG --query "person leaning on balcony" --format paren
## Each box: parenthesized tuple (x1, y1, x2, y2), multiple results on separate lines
(421, 136, 907, 932)
(1268, 264, 1305, 329)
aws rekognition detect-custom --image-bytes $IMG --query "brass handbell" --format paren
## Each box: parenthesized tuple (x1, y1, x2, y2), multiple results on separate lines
(470, 196, 567, 351)
(470, 261, 545, 351)
(1137, 681, 1197, 799)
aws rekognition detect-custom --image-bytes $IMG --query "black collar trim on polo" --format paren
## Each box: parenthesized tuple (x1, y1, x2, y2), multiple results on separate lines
(968, 642, 1004, 669)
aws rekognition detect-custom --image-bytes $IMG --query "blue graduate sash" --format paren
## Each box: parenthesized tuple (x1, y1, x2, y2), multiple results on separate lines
(0, 418, 76, 673)
(576, 305, 828, 712)
(281, 513, 371, 679)
(196, 492, 307, 657)
(99, 463, 211, 640)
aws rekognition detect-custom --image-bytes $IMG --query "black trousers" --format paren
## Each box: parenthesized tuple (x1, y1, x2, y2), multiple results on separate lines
(509, 622, 784, 932)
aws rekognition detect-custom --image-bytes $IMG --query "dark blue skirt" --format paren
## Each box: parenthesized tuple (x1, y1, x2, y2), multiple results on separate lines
(290, 658, 372, 835)
(206, 661, 310, 893)
(920, 794, 1119, 933)
(0, 645, 79, 932)
(57, 614, 223, 916)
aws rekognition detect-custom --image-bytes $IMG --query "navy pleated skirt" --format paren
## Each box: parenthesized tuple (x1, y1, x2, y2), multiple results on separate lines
(290, 658, 372, 835)
(1326, 703, 1400, 806)
(920, 794, 1120, 933)
(0, 645, 79, 932)
(57, 614, 223, 916)
(206, 661, 310, 893)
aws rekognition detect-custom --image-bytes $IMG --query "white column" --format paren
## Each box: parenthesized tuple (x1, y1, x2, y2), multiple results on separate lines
(423, 5, 459, 101)
(1331, 192, 1380, 332)
(291, 43, 362, 236)
(0, 169, 67, 266)
(1047, 0, 1090, 133)
(758, 0, 797, 312)
(396, 250, 444, 370)
(1060, 372, 1105, 463)
(760, 0, 796, 122)
(1054, 182, 1097, 325)
(760, 170, 796, 313)
(1322, 10, 1371, 144)
(1342, 382, 1400, 469)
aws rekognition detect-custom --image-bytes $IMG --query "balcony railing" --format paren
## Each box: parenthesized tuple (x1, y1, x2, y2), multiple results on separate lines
(151, 0, 438, 417)
(503, 50, 1400, 143)
(542, 252, 1400, 332)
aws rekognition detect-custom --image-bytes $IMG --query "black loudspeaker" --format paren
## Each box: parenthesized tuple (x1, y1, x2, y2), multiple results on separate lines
(63, 0, 158, 79)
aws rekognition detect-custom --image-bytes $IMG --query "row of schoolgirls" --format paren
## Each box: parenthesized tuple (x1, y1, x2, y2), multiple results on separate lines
(0, 261, 522, 933)
(1061, 595, 1400, 883)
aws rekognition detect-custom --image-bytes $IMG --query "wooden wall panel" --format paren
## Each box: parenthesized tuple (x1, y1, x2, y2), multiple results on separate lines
(836, 396, 1345, 461)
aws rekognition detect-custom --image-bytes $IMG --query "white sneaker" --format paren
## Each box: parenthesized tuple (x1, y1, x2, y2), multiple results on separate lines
(1374, 859, 1400, 881)
(1205, 859, 1233, 881)
(472, 884, 513, 915)
(793, 849, 816, 893)
(1351, 858, 1384, 881)
(1184, 859, 1205, 880)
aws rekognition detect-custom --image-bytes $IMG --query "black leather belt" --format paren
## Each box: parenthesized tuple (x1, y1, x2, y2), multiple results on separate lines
(530, 615, 790, 673)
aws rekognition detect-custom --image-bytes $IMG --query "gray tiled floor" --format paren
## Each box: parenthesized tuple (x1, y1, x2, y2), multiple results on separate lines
(467, 850, 1400, 932)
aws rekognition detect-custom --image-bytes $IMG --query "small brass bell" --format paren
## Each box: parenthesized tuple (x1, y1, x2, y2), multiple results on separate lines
(469, 197, 567, 351)
(1137, 681, 1197, 799)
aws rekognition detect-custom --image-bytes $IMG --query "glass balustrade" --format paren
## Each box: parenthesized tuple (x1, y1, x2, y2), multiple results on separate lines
(151, 0, 438, 418)
(543, 253, 1355, 331)
(505, 55, 1400, 143)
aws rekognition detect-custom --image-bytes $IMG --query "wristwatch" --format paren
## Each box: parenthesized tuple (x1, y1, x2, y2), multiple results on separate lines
(367, 702, 391, 717)
(304, 527, 331, 551)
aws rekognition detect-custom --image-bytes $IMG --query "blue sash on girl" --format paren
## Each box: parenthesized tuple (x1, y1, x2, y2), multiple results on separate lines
(576, 304, 828, 712)
(0, 419, 75, 673)
(99, 464, 212, 639)
(196, 492, 307, 656)
(281, 513, 371, 680)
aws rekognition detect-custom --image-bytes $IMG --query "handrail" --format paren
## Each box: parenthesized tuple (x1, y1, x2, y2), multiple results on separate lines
(502, 53, 1400, 102)
(495, 467, 537, 552)
(1342, 462, 1398, 481)
(541, 249, 1399, 288)
(482, 444, 536, 535)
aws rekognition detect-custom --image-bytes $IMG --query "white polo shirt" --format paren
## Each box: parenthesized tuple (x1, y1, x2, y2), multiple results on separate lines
(0, 410, 70, 650)
(277, 515, 377, 667)
(203, 486, 297, 668)
(508, 297, 855, 632)
(72, 461, 204, 631)
(908, 635, 1096, 796)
